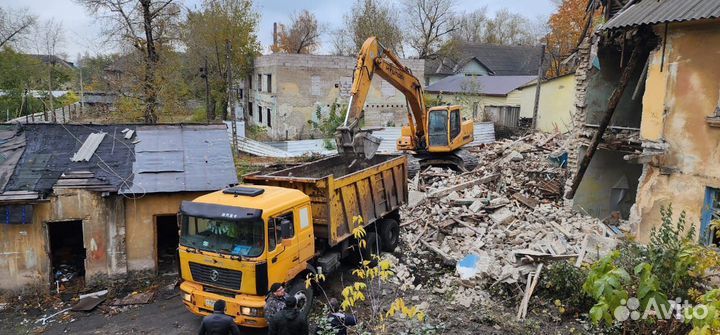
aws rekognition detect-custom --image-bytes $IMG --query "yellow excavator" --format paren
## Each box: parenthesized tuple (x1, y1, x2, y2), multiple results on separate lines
(335, 36, 477, 175)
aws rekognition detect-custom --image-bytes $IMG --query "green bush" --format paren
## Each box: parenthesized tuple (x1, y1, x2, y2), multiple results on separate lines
(580, 205, 714, 334)
(541, 261, 593, 315)
(308, 100, 344, 139)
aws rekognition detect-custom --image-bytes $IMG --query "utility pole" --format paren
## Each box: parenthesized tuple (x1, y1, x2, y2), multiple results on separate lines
(531, 44, 546, 131)
(226, 40, 238, 151)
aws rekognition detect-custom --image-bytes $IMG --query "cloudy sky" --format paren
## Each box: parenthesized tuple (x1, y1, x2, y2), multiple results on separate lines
(4, 0, 558, 61)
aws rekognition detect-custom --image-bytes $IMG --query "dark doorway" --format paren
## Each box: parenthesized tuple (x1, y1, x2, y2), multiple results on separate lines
(47, 220, 85, 286)
(156, 215, 179, 275)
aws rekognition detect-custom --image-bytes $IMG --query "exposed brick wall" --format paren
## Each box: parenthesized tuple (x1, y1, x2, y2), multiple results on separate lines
(563, 35, 594, 206)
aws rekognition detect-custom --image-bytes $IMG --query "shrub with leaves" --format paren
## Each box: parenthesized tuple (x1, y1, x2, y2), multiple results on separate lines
(580, 205, 718, 334)
(541, 261, 593, 315)
(308, 99, 345, 141)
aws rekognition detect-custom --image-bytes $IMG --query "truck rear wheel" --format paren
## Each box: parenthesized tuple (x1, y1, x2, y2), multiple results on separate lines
(361, 231, 380, 261)
(288, 278, 315, 320)
(379, 219, 400, 252)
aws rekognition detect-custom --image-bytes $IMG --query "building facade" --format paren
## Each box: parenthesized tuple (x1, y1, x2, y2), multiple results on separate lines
(566, 0, 720, 243)
(242, 54, 424, 141)
(0, 124, 237, 290)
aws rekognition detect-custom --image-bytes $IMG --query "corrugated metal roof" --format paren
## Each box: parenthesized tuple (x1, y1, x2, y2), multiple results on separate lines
(71, 132, 106, 162)
(121, 125, 237, 195)
(603, 0, 720, 30)
(425, 75, 536, 96)
(233, 123, 495, 158)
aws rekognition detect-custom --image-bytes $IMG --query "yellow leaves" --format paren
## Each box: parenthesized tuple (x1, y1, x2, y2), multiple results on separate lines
(386, 298, 427, 322)
(352, 225, 366, 240)
(340, 282, 367, 311)
(304, 272, 326, 289)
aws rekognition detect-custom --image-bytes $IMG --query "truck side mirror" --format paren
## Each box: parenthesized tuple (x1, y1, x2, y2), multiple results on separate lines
(280, 219, 292, 239)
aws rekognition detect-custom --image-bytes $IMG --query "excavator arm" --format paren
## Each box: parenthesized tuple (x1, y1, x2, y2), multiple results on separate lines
(336, 37, 428, 158)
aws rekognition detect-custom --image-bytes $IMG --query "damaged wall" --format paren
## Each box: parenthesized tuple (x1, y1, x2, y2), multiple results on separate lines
(124, 192, 206, 272)
(247, 54, 424, 140)
(584, 44, 646, 128)
(573, 147, 642, 219)
(634, 22, 720, 242)
(0, 190, 208, 290)
(0, 189, 126, 290)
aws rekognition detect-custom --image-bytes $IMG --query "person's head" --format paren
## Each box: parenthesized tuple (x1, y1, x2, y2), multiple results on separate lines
(213, 300, 226, 313)
(284, 295, 297, 309)
(269, 283, 285, 298)
(329, 298, 340, 311)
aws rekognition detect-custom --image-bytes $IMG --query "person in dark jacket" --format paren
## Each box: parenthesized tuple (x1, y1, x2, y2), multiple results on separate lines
(327, 298, 357, 335)
(267, 296, 309, 335)
(264, 283, 286, 321)
(198, 300, 240, 335)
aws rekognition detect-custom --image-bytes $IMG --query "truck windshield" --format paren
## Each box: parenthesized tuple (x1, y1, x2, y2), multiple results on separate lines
(180, 215, 264, 257)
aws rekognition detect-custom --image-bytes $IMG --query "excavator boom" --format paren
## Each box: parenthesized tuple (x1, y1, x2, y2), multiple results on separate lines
(336, 37, 427, 157)
(336, 37, 476, 175)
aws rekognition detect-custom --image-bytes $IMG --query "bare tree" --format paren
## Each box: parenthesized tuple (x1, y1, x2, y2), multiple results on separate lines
(76, 0, 181, 123)
(344, 0, 404, 55)
(33, 18, 65, 114)
(451, 8, 539, 46)
(0, 6, 36, 49)
(485, 9, 536, 45)
(404, 0, 459, 59)
(449, 7, 488, 44)
(272, 10, 322, 54)
(330, 27, 354, 56)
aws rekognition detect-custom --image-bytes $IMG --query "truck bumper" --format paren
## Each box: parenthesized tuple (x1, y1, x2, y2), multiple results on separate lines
(179, 281, 268, 328)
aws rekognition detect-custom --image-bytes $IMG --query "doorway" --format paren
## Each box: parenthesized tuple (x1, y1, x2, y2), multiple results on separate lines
(156, 215, 179, 275)
(47, 220, 86, 286)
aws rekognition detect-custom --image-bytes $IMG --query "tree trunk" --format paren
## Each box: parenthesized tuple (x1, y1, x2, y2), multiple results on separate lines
(208, 95, 216, 121)
(140, 0, 159, 124)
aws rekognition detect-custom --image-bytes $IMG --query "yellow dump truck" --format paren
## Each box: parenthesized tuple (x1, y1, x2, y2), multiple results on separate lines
(177, 154, 407, 327)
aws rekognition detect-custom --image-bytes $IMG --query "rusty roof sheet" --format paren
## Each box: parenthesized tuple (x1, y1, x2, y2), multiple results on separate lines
(603, 0, 720, 30)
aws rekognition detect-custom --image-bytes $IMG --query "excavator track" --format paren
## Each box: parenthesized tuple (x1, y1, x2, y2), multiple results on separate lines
(406, 148, 479, 177)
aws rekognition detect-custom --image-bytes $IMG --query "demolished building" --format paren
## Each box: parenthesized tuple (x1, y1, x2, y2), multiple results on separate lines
(240, 54, 424, 141)
(0, 124, 237, 290)
(566, 0, 720, 242)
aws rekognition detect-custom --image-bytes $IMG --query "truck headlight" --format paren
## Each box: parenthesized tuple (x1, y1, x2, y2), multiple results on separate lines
(182, 293, 192, 302)
(240, 307, 262, 317)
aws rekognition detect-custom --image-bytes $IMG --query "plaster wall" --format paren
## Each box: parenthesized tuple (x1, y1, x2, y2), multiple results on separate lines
(635, 22, 720, 242)
(124, 192, 207, 272)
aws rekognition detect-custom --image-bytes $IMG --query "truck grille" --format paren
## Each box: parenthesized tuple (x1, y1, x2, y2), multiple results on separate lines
(189, 262, 242, 290)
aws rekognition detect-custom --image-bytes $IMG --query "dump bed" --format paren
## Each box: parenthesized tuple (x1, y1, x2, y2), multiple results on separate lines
(243, 154, 407, 247)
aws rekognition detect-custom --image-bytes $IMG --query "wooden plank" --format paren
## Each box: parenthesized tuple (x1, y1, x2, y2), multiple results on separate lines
(517, 263, 543, 320)
(428, 173, 500, 199)
(512, 193, 538, 209)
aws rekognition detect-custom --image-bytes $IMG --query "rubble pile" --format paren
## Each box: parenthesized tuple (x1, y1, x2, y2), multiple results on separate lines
(399, 132, 624, 291)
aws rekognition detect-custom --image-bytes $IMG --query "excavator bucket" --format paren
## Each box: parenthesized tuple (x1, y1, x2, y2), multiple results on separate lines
(353, 132, 381, 159)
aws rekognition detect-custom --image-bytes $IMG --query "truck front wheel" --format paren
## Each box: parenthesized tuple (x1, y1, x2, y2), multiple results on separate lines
(288, 278, 315, 320)
(379, 219, 400, 252)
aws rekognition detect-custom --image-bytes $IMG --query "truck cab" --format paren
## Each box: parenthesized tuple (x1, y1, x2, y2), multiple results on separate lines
(178, 185, 315, 328)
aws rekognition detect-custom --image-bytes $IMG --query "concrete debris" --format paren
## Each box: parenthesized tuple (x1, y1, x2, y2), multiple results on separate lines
(400, 132, 624, 303)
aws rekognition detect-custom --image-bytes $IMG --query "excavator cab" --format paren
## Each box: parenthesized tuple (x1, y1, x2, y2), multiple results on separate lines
(425, 105, 472, 152)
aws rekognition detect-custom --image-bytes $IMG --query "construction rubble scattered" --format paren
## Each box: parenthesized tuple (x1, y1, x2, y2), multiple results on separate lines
(395, 132, 629, 315)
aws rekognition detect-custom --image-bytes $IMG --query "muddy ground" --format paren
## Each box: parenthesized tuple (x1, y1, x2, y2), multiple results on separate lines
(0, 232, 592, 335)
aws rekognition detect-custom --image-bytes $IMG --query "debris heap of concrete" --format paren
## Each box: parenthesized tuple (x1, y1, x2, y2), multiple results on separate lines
(400, 132, 624, 290)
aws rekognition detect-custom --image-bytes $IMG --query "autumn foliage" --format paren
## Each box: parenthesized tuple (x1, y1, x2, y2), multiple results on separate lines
(546, 0, 589, 77)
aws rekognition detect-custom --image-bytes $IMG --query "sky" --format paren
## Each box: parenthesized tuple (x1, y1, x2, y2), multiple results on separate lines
(4, 0, 558, 61)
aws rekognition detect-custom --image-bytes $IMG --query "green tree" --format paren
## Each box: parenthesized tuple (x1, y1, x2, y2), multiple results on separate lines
(183, 0, 261, 121)
(76, 0, 182, 123)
